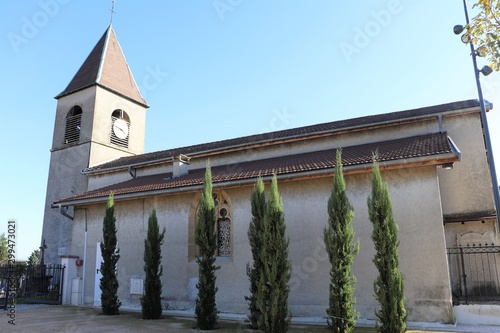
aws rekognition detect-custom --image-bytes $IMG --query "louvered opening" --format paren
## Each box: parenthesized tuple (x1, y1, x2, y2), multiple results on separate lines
(64, 106, 82, 144)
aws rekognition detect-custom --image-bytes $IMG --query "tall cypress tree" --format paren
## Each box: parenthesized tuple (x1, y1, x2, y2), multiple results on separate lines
(246, 177, 266, 329)
(367, 156, 407, 333)
(141, 209, 166, 319)
(257, 175, 291, 333)
(100, 195, 121, 315)
(195, 162, 220, 330)
(324, 149, 359, 332)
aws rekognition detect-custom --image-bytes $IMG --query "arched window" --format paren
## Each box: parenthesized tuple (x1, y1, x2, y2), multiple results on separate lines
(64, 105, 82, 144)
(110, 109, 130, 148)
(188, 190, 233, 261)
(217, 207, 231, 256)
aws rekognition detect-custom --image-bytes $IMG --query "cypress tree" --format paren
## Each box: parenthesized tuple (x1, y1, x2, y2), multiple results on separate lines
(257, 175, 291, 333)
(246, 177, 266, 329)
(195, 162, 220, 330)
(100, 195, 121, 315)
(367, 156, 407, 333)
(141, 209, 166, 319)
(324, 149, 359, 332)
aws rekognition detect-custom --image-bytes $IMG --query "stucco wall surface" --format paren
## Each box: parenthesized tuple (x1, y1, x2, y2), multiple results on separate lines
(67, 165, 454, 323)
(438, 113, 495, 215)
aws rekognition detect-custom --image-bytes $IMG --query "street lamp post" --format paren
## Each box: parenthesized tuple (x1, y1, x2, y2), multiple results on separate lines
(455, 0, 500, 226)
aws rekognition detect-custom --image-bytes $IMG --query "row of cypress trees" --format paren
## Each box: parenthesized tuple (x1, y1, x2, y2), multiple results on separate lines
(101, 151, 406, 332)
(245, 150, 407, 333)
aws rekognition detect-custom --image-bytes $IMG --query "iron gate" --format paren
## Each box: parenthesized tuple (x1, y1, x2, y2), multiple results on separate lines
(447, 244, 500, 304)
(0, 265, 14, 310)
(23, 264, 65, 305)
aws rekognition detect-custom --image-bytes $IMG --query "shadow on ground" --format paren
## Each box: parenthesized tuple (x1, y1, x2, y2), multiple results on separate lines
(0, 305, 468, 333)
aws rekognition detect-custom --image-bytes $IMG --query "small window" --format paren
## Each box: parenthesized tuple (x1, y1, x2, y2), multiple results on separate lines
(64, 106, 82, 144)
(110, 109, 130, 148)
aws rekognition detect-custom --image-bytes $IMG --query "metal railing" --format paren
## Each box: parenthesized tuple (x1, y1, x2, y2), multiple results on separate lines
(447, 244, 500, 304)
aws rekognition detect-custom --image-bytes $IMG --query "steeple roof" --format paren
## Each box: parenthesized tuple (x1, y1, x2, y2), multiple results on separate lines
(56, 24, 148, 107)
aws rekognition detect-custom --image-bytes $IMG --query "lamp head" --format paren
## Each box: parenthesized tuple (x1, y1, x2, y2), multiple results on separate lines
(480, 65, 493, 76)
(453, 25, 465, 35)
(442, 163, 454, 170)
(461, 33, 471, 44)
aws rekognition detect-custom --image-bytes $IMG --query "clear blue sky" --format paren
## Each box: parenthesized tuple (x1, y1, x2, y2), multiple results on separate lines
(1, 0, 499, 260)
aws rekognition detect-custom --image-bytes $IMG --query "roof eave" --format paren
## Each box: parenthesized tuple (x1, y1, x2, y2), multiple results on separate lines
(443, 212, 497, 223)
(55, 83, 149, 109)
(54, 83, 96, 100)
(53, 152, 460, 208)
(97, 84, 149, 108)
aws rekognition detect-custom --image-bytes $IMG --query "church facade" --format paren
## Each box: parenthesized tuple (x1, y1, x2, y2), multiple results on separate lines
(42, 25, 499, 324)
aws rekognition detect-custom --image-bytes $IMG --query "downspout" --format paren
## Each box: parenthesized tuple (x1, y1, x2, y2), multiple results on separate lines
(128, 166, 136, 178)
(438, 114, 444, 133)
(82, 209, 88, 305)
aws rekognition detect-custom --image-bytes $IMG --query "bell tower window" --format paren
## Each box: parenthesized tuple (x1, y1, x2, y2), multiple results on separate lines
(110, 109, 130, 148)
(64, 106, 82, 144)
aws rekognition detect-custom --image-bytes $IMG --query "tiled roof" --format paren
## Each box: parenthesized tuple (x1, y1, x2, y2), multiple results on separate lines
(84, 99, 479, 173)
(55, 25, 147, 107)
(54, 132, 457, 206)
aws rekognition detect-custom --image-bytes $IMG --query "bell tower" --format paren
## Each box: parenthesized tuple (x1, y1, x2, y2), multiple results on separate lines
(41, 24, 148, 264)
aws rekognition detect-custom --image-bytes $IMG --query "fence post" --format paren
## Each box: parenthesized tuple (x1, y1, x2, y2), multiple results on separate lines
(459, 246, 469, 304)
(59, 265, 65, 305)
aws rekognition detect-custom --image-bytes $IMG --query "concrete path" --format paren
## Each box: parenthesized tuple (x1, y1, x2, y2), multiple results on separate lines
(1, 305, 498, 333)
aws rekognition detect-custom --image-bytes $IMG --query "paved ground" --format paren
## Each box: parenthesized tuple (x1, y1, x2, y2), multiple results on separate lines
(1, 305, 498, 333)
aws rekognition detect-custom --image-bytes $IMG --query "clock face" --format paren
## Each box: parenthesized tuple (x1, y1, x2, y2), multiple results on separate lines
(113, 119, 129, 139)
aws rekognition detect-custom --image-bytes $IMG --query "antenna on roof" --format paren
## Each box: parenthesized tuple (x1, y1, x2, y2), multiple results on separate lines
(109, 0, 116, 24)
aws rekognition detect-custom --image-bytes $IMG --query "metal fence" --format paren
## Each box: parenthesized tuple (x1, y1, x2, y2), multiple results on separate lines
(447, 244, 500, 304)
(23, 264, 65, 305)
(0, 265, 14, 310)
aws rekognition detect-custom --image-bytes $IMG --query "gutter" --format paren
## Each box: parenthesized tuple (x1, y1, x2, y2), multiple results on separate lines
(53, 151, 460, 208)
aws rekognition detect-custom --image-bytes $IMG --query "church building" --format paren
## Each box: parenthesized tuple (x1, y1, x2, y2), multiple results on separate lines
(42, 24, 500, 324)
